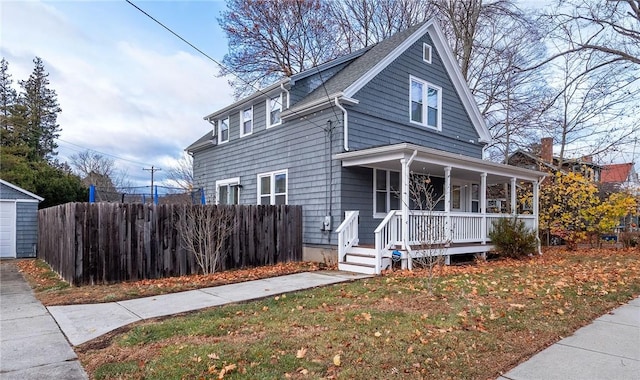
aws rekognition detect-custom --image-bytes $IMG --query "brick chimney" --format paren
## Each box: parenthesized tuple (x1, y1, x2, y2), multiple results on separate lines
(540, 137, 553, 163)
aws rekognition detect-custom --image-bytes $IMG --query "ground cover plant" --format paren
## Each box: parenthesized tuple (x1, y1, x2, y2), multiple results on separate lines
(70, 247, 639, 379)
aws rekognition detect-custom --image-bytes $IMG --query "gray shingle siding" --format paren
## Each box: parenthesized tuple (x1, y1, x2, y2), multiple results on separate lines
(16, 202, 38, 258)
(193, 108, 344, 245)
(1, 183, 34, 200)
(347, 33, 483, 157)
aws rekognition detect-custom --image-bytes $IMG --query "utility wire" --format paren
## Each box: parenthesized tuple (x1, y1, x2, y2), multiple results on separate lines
(57, 138, 154, 167)
(125, 0, 341, 133)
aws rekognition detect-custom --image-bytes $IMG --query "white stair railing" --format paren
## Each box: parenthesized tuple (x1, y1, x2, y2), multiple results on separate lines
(374, 210, 401, 274)
(336, 211, 359, 263)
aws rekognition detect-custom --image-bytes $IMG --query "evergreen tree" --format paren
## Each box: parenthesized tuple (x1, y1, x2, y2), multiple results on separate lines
(0, 58, 19, 146)
(18, 57, 61, 161)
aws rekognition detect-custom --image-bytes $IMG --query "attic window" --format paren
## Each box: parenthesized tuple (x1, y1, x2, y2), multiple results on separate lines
(423, 43, 432, 63)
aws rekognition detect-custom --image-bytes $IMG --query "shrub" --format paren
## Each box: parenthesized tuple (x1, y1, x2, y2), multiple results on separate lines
(619, 232, 640, 249)
(489, 217, 537, 259)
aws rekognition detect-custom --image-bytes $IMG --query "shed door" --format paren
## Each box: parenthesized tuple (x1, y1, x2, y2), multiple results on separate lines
(0, 201, 17, 258)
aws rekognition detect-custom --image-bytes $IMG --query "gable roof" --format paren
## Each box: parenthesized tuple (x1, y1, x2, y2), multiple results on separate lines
(191, 19, 492, 152)
(0, 179, 44, 201)
(601, 163, 634, 183)
(286, 19, 491, 143)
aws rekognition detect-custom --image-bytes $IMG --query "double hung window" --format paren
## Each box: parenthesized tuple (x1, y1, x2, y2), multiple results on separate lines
(216, 178, 240, 205)
(241, 107, 253, 136)
(267, 95, 282, 128)
(410, 76, 442, 130)
(218, 117, 229, 144)
(258, 170, 287, 205)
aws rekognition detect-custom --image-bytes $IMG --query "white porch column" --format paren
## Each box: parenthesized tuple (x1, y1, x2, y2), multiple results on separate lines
(532, 179, 539, 230)
(444, 166, 452, 244)
(401, 157, 410, 269)
(480, 172, 487, 244)
(510, 177, 517, 216)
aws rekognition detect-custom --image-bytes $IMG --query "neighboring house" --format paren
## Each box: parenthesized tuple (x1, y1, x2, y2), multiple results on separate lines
(600, 162, 639, 193)
(0, 179, 43, 258)
(508, 137, 602, 183)
(187, 20, 545, 274)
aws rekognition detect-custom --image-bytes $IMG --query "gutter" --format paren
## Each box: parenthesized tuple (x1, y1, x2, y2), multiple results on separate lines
(280, 83, 290, 108)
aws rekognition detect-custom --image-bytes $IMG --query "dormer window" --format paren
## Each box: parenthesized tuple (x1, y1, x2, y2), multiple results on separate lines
(423, 43, 432, 63)
(218, 117, 229, 144)
(410, 76, 442, 130)
(267, 95, 282, 128)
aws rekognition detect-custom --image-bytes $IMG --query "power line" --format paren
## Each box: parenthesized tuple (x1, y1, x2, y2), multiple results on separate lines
(57, 138, 153, 166)
(124, 0, 340, 133)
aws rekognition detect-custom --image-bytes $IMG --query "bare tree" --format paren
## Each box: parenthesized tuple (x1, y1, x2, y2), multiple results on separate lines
(70, 150, 131, 191)
(166, 152, 195, 191)
(536, 0, 640, 69)
(541, 30, 639, 166)
(434, 0, 550, 160)
(219, 0, 341, 96)
(328, 0, 437, 50)
(408, 174, 447, 294)
(177, 205, 236, 275)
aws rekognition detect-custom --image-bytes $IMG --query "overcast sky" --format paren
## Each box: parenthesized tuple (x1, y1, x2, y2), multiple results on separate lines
(1, 0, 233, 189)
(2, 1, 637, 191)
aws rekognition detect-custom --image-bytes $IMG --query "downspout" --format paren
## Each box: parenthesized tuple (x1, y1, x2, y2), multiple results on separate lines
(334, 98, 349, 151)
(280, 83, 290, 108)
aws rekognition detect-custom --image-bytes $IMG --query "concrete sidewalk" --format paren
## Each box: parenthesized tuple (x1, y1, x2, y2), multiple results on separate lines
(499, 297, 640, 380)
(0, 261, 87, 380)
(48, 271, 371, 346)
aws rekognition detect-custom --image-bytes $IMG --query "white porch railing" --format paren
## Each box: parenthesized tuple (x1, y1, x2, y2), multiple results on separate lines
(374, 210, 402, 274)
(336, 210, 359, 263)
(368, 211, 536, 272)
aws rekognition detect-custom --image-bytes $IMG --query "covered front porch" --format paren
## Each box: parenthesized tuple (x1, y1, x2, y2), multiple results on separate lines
(334, 143, 545, 274)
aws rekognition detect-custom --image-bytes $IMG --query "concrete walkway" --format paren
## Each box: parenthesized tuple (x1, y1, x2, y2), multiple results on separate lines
(47, 271, 371, 346)
(499, 297, 640, 380)
(0, 261, 87, 380)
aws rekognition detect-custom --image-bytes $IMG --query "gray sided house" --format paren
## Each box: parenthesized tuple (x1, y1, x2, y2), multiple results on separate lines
(187, 20, 545, 274)
(0, 179, 43, 258)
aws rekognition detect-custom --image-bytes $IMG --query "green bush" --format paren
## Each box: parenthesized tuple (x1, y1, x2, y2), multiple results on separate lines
(488, 217, 537, 259)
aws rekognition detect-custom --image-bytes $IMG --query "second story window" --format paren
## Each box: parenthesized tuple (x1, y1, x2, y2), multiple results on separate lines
(267, 95, 282, 128)
(410, 76, 442, 131)
(241, 107, 253, 137)
(218, 117, 229, 144)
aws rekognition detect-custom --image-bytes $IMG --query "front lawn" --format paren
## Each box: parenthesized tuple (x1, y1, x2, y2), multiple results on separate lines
(75, 247, 640, 379)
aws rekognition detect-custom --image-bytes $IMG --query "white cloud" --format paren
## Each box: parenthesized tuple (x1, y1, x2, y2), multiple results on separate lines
(1, 1, 233, 186)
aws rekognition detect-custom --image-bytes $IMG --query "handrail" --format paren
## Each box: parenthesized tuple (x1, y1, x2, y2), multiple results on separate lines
(336, 211, 359, 263)
(374, 210, 401, 275)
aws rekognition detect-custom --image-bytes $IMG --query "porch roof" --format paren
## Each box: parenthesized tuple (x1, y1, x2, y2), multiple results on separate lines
(334, 143, 546, 184)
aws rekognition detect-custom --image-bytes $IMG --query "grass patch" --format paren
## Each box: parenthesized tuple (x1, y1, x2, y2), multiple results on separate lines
(77, 247, 640, 379)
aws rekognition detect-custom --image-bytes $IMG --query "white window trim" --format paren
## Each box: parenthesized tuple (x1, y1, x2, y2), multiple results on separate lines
(257, 169, 288, 205)
(373, 169, 400, 218)
(409, 75, 442, 131)
(215, 177, 240, 205)
(217, 116, 230, 144)
(423, 43, 432, 63)
(266, 94, 283, 129)
(240, 106, 253, 137)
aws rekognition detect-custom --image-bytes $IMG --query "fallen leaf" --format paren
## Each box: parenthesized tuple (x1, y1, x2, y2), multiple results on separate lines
(208, 353, 220, 360)
(374, 331, 382, 337)
(333, 354, 341, 366)
(296, 348, 307, 358)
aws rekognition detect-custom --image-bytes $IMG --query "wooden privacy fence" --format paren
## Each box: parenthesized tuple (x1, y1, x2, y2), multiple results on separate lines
(38, 203, 302, 286)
